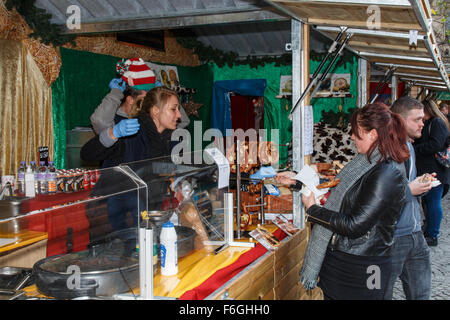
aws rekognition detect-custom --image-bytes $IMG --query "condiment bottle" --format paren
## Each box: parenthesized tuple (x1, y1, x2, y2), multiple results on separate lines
(160, 222, 178, 276)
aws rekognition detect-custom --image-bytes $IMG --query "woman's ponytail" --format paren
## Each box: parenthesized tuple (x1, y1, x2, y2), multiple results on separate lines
(129, 96, 145, 118)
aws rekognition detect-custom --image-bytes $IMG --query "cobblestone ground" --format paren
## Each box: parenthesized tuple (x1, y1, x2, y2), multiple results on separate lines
(393, 192, 450, 300)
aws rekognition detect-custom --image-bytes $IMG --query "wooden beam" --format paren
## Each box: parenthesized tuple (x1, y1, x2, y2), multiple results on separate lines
(272, 0, 411, 7)
(276, 3, 422, 31)
(349, 41, 428, 54)
(306, 18, 421, 31)
(62, 9, 288, 35)
(394, 68, 441, 77)
(371, 57, 436, 68)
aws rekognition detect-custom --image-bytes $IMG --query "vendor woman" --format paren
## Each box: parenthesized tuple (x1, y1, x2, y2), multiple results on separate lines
(81, 86, 181, 230)
(81, 85, 181, 165)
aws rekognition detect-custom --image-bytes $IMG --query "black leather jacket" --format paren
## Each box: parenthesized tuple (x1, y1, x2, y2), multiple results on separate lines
(306, 161, 407, 256)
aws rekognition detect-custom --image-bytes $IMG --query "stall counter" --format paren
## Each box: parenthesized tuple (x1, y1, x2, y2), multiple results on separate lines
(206, 227, 323, 300)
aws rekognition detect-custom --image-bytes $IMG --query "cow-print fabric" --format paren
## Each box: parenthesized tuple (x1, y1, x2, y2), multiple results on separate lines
(311, 122, 357, 165)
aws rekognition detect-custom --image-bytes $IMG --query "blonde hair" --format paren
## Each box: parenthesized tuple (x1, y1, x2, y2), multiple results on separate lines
(423, 99, 450, 130)
(129, 86, 179, 118)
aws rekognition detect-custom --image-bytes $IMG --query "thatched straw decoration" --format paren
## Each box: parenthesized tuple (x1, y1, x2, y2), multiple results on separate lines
(0, 2, 61, 85)
(64, 30, 200, 67)
(1, 0, 198, 84)
(0, 0, 11, 34)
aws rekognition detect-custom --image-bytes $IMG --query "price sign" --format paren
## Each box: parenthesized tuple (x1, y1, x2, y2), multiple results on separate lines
(39, 146, 49, 166)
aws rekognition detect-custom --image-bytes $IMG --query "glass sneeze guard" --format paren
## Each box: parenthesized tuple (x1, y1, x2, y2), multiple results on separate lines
(0, 151, 227, 300)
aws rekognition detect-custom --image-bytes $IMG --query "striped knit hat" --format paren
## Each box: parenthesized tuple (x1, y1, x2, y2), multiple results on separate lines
(116, 57, 156, 91)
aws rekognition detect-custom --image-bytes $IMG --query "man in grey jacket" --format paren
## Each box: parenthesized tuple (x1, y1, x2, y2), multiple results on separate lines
(385, 96, 433, 300)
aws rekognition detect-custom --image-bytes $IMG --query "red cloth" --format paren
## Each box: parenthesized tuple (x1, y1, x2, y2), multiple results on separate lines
(179, 228, 286, 300)
(22, 190, 91, 213)
(24, 191, 91, 257)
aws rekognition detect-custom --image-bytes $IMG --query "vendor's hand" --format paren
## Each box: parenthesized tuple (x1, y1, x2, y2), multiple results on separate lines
(275, 171, 297, 185)
(409, 177, 432, 196)
(112, 119, 140, 138)
(302, 192, 316, 211)
(109, 78, 126, 92)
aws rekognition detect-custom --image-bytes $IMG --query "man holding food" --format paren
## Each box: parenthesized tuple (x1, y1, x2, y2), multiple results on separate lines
(385, 96, 433, 300)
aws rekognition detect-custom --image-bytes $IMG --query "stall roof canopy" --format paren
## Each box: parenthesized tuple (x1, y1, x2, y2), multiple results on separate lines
(267, 0, 450, 90)
(34, 0, 449, 90)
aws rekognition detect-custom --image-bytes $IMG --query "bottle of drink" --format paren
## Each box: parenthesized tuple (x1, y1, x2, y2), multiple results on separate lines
(160, 222, 178, 276)
(37, 161, 48, 194)
(56, 170, 64, 193)
(25, 165, 36, 198)
(17, 161, 26, 195)
(47, 161, 57, 194)
(30, 161, 37, 194)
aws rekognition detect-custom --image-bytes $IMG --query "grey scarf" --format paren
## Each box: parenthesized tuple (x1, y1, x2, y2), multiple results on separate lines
(299, 147, 383, 290)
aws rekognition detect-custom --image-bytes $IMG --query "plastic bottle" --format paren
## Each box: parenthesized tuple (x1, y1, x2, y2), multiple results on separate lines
(47, 161, 57, 194)
(25, 165, 36, 198)
(37, 161, 48, 194)
(30, 161, 37, 194)
(17, 161, 26, 195)
(160, 222, 178, 276)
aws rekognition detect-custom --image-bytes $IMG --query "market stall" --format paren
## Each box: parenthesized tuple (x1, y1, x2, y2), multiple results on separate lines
(1, 0, 449, 301)
(0, 152, 323, 300)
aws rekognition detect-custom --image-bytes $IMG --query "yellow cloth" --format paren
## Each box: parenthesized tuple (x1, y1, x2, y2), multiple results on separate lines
(153, 246, 251, 298)
(0, 39, 53, 176)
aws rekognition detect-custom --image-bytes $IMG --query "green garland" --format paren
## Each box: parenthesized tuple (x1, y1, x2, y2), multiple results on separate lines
(321, 107, 356, 129)
(5, 0, 75, 47)
(176, 36, 291, 68)
(310, 49, 354, 69)
(176, 35, 353, 69)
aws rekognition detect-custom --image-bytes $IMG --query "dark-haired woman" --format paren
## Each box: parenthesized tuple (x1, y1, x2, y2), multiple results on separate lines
(414, 100, 450, 246)
(277, 103, 409, 300)
(90, 80, 147, 135)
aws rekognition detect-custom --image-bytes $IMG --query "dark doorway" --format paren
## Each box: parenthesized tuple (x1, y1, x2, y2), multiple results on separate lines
(230, 94, 264, 132)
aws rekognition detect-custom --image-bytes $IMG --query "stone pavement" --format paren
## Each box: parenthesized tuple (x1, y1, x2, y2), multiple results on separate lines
(393, 192, 450, 300)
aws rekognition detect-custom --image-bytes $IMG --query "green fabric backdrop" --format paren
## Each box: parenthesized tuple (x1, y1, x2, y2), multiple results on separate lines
(51, 48, 119, 168)
(51, 48, 357, 168)
(209, 62, 292, 165)
(51, 48, 215, 169)
(309, 54, 358, 121)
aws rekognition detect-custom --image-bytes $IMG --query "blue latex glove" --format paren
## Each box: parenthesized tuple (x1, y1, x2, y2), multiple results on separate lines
(109, 78, 126, 92)
(112, 119, 140, 138)
(250, 166, 277, 184)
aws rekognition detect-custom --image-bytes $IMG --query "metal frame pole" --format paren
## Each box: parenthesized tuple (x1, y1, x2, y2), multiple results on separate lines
(291, 19, 304, 229)
(235, 140, 241, 239)
(289, 27, 348, 118)
(391, 74, 398, 105)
